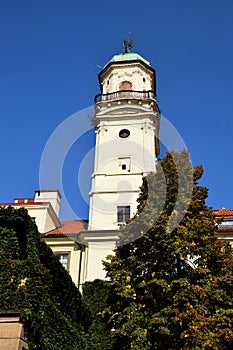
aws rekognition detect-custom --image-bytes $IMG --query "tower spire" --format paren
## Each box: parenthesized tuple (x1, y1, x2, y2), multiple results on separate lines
(123, 32, 134, 53)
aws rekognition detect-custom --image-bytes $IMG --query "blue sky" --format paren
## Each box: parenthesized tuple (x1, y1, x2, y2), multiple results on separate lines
(0, 0, 233, 219)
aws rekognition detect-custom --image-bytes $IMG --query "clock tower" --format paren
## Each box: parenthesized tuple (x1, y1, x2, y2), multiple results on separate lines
(82, 39, 160, 280)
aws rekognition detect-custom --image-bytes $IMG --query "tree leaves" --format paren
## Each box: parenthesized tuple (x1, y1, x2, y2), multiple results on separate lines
(104, 150, 233, 349)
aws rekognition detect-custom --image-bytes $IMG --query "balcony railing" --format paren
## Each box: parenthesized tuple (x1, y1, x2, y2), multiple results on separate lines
(94, 90, 156, 104)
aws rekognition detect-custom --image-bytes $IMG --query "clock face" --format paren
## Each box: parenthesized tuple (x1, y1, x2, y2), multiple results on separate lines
(119, 129, 130, 138)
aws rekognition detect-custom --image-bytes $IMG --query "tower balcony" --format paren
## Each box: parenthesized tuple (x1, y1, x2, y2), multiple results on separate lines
(94, 90, 156, 104)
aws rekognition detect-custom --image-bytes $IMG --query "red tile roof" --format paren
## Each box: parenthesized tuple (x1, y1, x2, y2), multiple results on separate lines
(217, 225, 233, 232)
(14, 198, 35, 203)
(212, 208, 233, 216)
(0, 202, 50, 207)
(46, 220, 87, 236)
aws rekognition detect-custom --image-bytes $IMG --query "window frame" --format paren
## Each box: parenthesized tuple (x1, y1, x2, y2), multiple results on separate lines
(54, 252, 70, 272)
(117, 205, 130, 223)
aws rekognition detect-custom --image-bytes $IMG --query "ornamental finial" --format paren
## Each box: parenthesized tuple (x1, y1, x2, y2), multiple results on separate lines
(123, 32, 134, 53)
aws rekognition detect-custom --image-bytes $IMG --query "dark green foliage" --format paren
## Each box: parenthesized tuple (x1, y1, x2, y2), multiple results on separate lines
(0, 206, 90, 349)
(83, 279, 110, 315)
(39, 240, 91, 328)
(83, 279, 117, 350)
(104, 150, 233, 350)
(0, 206, 40, 260)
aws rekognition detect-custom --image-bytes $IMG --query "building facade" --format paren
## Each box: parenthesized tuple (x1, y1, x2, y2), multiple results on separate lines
(1, 43, 233, 289)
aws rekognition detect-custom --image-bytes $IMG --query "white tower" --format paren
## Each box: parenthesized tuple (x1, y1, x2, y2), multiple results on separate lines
(82, 39, 160, 281)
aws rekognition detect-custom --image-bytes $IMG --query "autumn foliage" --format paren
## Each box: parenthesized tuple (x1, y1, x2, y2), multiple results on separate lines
(104, 150, 233, 350)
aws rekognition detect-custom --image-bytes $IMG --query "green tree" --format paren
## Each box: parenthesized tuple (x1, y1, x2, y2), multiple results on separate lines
(82, 279, 117, 350)
(104, 150, 233, 350)
(0, 206, 90, 350)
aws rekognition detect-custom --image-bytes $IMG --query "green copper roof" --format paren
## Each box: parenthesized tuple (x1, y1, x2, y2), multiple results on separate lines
(106, 52, 150, 67)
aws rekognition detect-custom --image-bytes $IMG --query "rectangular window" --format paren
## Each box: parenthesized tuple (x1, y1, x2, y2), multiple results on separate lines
(117, 157, 131, 172)
(219, 221, 233, 226)
(117, 206, 130, 223)
(55, 253, 69, 271)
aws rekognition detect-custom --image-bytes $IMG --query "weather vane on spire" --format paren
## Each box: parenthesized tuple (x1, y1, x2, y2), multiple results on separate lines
(123, 32, 134, 53)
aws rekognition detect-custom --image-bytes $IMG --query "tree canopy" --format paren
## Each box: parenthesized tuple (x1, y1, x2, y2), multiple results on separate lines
(82, 279, 117, 350)
(0, 206, 90, 350)
(103, 150, 233, 350)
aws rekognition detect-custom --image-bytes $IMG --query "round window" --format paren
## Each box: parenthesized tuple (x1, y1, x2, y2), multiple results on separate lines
(119, 129, 130, 138)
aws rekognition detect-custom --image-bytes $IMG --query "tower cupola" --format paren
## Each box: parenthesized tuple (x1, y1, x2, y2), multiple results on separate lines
(94, 39, 160, 156)
(95, 49, 158, 109)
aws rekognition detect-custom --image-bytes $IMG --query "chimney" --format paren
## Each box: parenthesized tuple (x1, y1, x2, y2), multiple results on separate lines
(34, 190, 62, 217)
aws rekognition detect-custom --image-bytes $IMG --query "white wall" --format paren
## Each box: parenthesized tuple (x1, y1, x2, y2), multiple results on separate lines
(88, 116, 156, 230)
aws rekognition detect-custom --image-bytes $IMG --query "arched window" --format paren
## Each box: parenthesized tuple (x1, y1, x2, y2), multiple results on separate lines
(119, 81, 132, 97)
(119, 81, 132, 91)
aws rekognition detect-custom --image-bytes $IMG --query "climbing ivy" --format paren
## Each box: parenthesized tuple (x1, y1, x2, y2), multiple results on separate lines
(0, 206, 90, 349)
